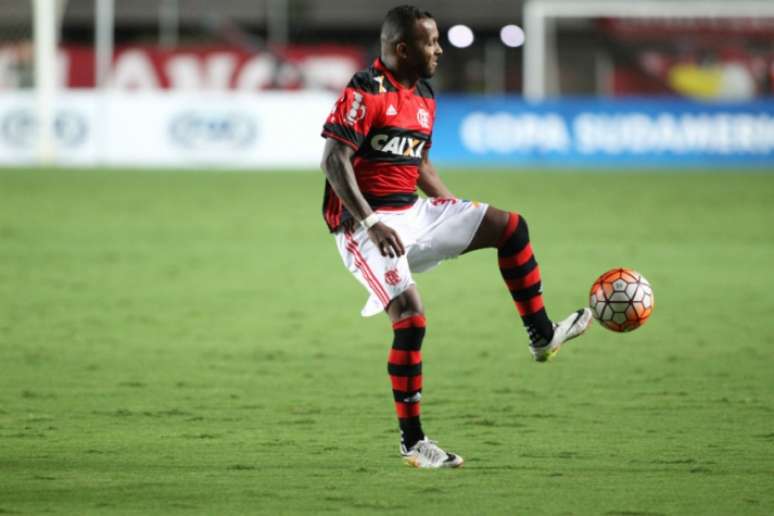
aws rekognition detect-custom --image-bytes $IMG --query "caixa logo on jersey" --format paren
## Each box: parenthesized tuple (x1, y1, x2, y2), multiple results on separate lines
(169, 111, 257, 150)
(1, 109, 88, 148)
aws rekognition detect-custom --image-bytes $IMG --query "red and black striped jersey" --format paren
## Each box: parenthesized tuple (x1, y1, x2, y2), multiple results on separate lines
(321, 57, 436, 232)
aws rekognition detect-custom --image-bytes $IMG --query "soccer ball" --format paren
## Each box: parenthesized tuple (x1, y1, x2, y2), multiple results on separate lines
(589, 268, 654, 332)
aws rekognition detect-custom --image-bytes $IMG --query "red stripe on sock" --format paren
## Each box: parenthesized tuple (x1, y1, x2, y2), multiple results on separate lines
(395, 401, 421, 418)
(392, 315, 426, 330)
(505, 266, 542, 291)
(390, 375, 422, 392)
(515, 295, 545, 316)
(496, 212, 520, 248)
(388, 349, 422, 365)
(498, 243, 534, 269)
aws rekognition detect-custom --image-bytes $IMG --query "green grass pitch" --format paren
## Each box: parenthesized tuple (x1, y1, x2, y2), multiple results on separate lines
(1, 167, 773, 515)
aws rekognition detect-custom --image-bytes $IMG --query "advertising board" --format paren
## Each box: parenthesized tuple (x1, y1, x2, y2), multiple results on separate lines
(432, 97, 774, 167)
(1, 92, 772, 168)
(0, 91, 336, 168)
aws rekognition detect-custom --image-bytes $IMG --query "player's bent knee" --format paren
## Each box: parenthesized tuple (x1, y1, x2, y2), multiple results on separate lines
(467, 206, 512, 252)
(483, 206, 510, 231)
(494, 211, 532, 254)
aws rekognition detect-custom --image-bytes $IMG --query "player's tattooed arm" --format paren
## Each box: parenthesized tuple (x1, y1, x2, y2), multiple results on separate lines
(321, 138, 405, 257)
(417, 149, 454, 199)
(321, 138, 373, 221)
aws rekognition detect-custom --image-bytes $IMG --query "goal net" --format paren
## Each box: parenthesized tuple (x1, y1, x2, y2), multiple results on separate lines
(523, 0, 774, 100)
(0, 0, 69, 163)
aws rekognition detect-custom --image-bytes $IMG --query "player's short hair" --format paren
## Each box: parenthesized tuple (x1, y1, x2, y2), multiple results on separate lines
(381, 5, 434, 46)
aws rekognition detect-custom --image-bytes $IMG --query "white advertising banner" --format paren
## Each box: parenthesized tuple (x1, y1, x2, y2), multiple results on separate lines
(0, 91, 337, 168)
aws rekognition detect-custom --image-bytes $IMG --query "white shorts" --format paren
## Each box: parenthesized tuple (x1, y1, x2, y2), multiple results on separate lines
(334, 197, 488, 317)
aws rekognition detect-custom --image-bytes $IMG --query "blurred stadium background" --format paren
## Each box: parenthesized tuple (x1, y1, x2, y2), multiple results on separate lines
(1, 0, 773, 168)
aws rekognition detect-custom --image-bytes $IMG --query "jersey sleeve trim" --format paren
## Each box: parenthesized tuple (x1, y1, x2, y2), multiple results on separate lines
(321, 130, 359, 151)
(321, 123, 364, 150)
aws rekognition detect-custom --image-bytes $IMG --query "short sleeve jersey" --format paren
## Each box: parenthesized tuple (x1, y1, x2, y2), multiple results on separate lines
(321, 57, 436, 232)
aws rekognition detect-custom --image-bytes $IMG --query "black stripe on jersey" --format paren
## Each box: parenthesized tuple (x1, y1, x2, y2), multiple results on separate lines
(365, 193, 418, 209)
(356, 126, 430, 165)
(356, 153, 422, 167)
(322, 123, 365, 149)
(348, 66, 398, 94)
(325, 193, 417, 233)
(321, 180, 342, 231)
(349, 65, 433, 98)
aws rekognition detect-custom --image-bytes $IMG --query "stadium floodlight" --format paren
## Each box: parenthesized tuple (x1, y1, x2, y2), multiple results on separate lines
(448, 24, 474, 48)
(523, 0, 774, 100)
(500, 24, 525, 47)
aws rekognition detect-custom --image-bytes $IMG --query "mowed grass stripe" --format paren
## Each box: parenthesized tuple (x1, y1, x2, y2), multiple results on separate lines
(0, 168, 772, 515)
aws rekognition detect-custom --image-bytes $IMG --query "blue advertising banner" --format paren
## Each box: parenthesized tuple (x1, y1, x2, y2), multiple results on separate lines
(431, 97, 774, 167)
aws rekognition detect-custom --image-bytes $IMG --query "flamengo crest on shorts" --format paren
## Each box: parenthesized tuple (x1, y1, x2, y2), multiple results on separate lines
(384, 268, 402, 286)
(335, 197, 488, 317)
(320, 57, 436, 232)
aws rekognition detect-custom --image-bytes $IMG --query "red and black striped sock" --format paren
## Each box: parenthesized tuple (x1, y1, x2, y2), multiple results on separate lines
(389, 315, 426, 450)
(497, 213, 554, 345)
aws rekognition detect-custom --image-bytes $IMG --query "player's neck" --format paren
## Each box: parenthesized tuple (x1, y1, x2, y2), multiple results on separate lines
(380, 56, 419, 89)
(392, 68, 419, 89)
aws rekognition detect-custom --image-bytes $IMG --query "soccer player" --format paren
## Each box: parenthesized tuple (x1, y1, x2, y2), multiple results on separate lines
(320, 5, 592, 469)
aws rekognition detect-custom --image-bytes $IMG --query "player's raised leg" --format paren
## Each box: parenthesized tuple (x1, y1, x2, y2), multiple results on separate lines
(386, 288, 463, 468)
(464, 206, 592, 361)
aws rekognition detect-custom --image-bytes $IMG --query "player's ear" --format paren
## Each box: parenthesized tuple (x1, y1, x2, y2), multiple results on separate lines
(395, 41, 409, 60)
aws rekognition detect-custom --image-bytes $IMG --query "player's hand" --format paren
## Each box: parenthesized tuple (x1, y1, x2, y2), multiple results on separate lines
(367, 222, 405, 258)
